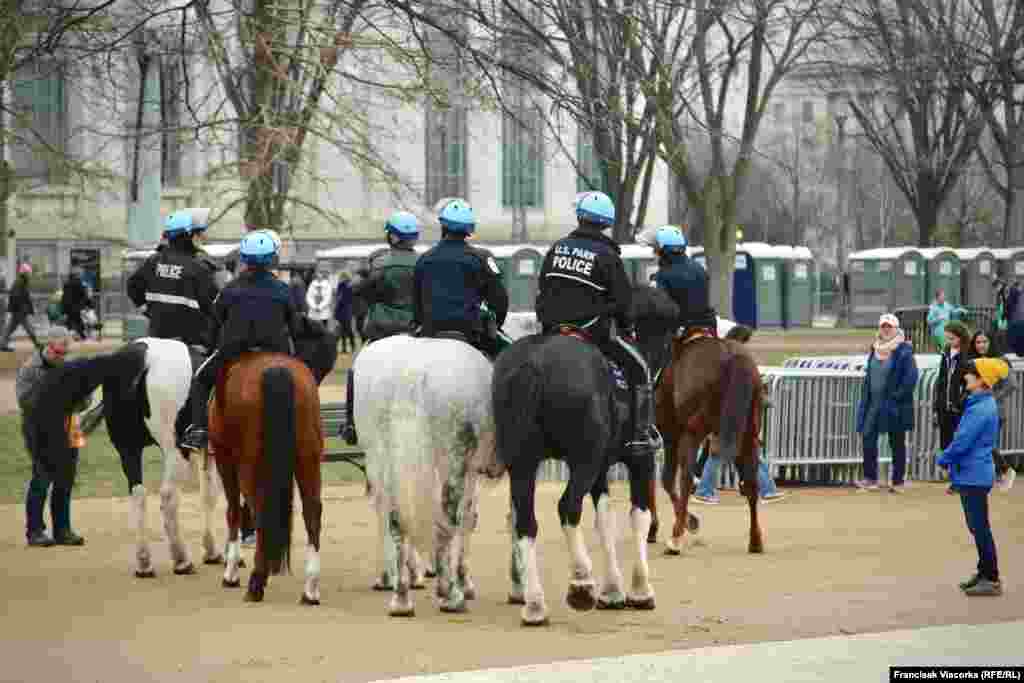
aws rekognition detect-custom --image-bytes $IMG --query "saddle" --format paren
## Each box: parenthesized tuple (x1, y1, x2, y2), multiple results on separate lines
(677, 326, 716, 344)
(554, 326, 628, 392)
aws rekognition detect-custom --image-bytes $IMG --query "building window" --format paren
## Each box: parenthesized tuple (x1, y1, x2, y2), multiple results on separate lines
(10, 61, 67, 184)
(773, 102, 786, 120)
(802, 100, 815, 124)
(425, 102, 468, 207)
(502, 106, 544, 208)
(160, 58, 183, 187)
(576, 129, 607, 193)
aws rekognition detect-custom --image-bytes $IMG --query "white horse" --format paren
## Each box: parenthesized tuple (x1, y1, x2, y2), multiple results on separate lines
(64, 338, 223, 576)
(353, 334, 503, 616)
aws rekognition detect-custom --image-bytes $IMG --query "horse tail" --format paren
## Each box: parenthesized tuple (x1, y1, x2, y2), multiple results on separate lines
(387, 372, 435, 554)
(492, 361, 544, 470)
(261, 366, 295, 575)
(718, 352, 758, 466)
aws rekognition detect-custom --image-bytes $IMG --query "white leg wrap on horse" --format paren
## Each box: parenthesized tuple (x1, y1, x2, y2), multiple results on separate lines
(131, 484, 152, 572)
(629, 508, 655, 605)
(595, 495, 625, 604)
(224, 540, 241, 585)
(304, 544, 321, 603)
(519, 537, 547, 625)
(563, 524, 593, 583)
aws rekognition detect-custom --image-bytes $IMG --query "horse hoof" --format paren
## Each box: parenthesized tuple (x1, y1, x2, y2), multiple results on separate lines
(508, 593, 526, 605)
(300, 594, 321, 606)
(626, 595, 656, 610)
(411, 580, 426, 590)
(664, 537, 683, 556)
(566, 583, 597, 612)
(749, 543, 765, 554)
(222, 578, 240, 588)
(373, 582, 395, 592)
(521, 605, 549, 627)
(388, 607, 415, 618)
(687, 513, 701, 533)
(204, 555, 224, 566)
(244, 591, 263, 603)
(463, 586, 477, 601)
(173, 563, 196, 576)
(440, 601, 467, 614)
(647, 522, 659, 544)
(424, 568, 438, 579)
(135, 569, 156, 579)
(238, 558, 246, 569)
(596, 593, 627, 610)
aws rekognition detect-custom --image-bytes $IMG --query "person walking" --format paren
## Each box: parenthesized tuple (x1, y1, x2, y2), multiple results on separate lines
(333, 271, 356, 354)
(0, 263, 42, 352)
(855, 313, 919, 492)
(305, 270, 334, 326)
(927, 288, 955, 351)
(935, 321, 972, 449)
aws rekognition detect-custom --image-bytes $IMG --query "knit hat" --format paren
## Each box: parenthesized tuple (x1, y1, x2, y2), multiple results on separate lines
(966, 357, 1010, 387)
(878, 313, 899, 327)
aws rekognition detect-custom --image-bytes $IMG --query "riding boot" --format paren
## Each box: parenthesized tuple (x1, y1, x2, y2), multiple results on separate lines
(79, 400, 105, 435)
(342, 367, 358, 445)
(181, 378, 211, 453)
(628, 382, 663, 458)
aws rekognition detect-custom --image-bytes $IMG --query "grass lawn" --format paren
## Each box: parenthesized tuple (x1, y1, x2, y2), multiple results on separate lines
(0, 414, 364, 505)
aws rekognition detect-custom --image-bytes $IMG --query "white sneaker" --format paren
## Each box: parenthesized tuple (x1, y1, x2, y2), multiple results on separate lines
(761, 491, 787, 503)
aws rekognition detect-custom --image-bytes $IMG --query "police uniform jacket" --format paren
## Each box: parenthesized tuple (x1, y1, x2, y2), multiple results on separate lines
(536, 228, 633, 331)
(355, 244, 419, 339)
(413, 238, 509, 335)
(214, 268, 298, 356)
(127, 243, 218, 348)
(654, 253, 716, 329)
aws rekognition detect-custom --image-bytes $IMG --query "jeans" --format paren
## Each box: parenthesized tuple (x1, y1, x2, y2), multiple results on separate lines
(959, 486, 999, 581)
(695, 449, 778, 498)
(25, 453, 77, 539)
(861, 429, 906, 485)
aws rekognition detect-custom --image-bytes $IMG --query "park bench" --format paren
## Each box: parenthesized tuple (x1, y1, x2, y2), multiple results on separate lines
(319, 401, 366, 476)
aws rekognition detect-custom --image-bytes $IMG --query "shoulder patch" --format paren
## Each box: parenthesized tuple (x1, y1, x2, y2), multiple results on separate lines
(487, 257, 501, 275)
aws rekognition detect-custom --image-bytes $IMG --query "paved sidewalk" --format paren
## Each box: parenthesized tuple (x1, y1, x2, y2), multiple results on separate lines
(372, 620, 1023, 683)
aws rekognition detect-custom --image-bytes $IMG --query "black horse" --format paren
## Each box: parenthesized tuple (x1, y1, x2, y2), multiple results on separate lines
(492, 285, 678, 626)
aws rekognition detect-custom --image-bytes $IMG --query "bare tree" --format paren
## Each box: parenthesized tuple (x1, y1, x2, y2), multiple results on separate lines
(827, 0, 988, 248)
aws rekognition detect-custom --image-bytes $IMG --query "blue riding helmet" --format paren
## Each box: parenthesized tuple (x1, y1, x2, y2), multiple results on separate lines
(655, 225, 687, 251)
(385, 211, 419, 239)
(239, 230, 279, 266)
(438, 199, 476, 234)
(164, 210, 194, 238)
(183, 207, 211, 235)
(576, 191, 615, 226)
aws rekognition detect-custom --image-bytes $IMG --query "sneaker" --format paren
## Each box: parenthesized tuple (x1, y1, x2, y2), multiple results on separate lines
(692, 494, 720, 505)
(761, 491, 788, 503)
(341, 423, 358, 446)
(959, 573, 981, 591)
(854, 480, 879, 492)
(997, 469, 1016, 492)
(179, 427, 208, 452)
(54, 530, 85, 546)
(241, 533, 257, 548)
(27, 530, 55, 547)
(946, 484, 956, 495)
(964, 578, 1003, 596)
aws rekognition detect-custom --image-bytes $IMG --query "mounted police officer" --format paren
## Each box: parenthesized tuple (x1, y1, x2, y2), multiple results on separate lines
(181, 230, 300, 453)
(536, 191, 661, 458)
(341, 210, 422, 445)
(413, 198, 509, 358)
(649, 225, 717, 336)
(126, 208, 219, 350)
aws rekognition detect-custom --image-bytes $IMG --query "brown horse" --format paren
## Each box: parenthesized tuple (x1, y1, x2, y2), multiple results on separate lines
(651, 334, 765, 555)
(209, 352, 324, 604)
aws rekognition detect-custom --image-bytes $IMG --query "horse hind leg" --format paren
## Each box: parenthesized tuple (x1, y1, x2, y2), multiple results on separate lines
(560, 468, 597, 613)
(590, 475, 626, 610)
(217, 456, 243, 588)
(623, 453, 656, 610)
(457, 481, 480, 601)
(508, 472, 547, 626)
(739, 445, 764, 555)
(388, 511, 416, 617)
(665, 430, 701, 557)
(200, 453, 224, 565)
(372, 496, 398, 592)
(435, 473, 469, 613)
(130, 480, 156, 579)
(297, 465, 323, 606)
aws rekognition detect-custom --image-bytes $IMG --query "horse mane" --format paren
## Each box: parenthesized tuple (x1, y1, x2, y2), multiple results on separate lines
(293, 316, 339, 384)
(630, 285, 679, 326)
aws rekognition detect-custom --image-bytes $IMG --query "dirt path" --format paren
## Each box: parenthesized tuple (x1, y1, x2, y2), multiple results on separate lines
(0, 482, 1020, 683)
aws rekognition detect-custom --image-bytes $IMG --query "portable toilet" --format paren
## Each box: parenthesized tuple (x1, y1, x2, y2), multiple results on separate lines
(620, 243, 660, 286)
(919, 247, 962, 305)
(315, 242, 431, 292)
(956, 248, 998, 307)
(740, 243, 786, 328)
(783, 246, 816, 328)
(689, 246, 758, 328)
(847, 247, 927, 327)
(992, 248, 1024, 283)
(475, 244, 547, 312)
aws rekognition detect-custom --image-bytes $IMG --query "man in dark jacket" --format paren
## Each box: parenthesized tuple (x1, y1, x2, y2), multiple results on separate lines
(648, 225, 717, 335)
(181, 229, 299, 452)
(536, 191, 660, 458)
(413, 199, 509, 357)
(0, 263, 41, 351)
(61, 268, 91, 340)
(126, 208, 219, 350)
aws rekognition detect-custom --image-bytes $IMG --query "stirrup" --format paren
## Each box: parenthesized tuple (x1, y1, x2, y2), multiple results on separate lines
(180, 427, 208, 452)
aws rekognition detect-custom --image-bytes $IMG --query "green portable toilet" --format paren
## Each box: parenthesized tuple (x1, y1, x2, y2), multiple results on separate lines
(742, 243, 786, 328)
(847, 247, 927, 327)
(477, 244, 547, 312)
(920, 248, 961, 305)
(956, 248, 998, 307)
(992, 248, 1024, 283)
(782, 246, 816, 328)
(620, 243, 659, 286)
(315, 242, 431, 293)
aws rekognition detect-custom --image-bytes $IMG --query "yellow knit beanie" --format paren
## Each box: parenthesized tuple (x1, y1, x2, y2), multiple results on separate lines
(969, 358, 1009, 387)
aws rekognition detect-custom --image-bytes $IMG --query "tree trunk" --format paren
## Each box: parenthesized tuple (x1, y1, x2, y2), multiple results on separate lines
(698, 176, 737, 316)
(914, 200, 939, 248)
(1006, 153, 1024, 247)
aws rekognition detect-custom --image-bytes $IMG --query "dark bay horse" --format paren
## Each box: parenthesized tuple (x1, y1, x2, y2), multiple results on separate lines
(653, 334, 765, 555)
(209, 352, 325, 604)
(492, 286, 678, 626)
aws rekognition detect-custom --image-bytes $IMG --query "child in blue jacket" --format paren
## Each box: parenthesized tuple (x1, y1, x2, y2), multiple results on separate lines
(937, 357, 1007, 597)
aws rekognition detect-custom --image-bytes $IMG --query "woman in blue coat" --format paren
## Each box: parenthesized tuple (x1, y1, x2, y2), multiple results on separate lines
(856, 313, 919, 492)
(938, 357, 1006, 597)
(333, 271, 356, 354)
